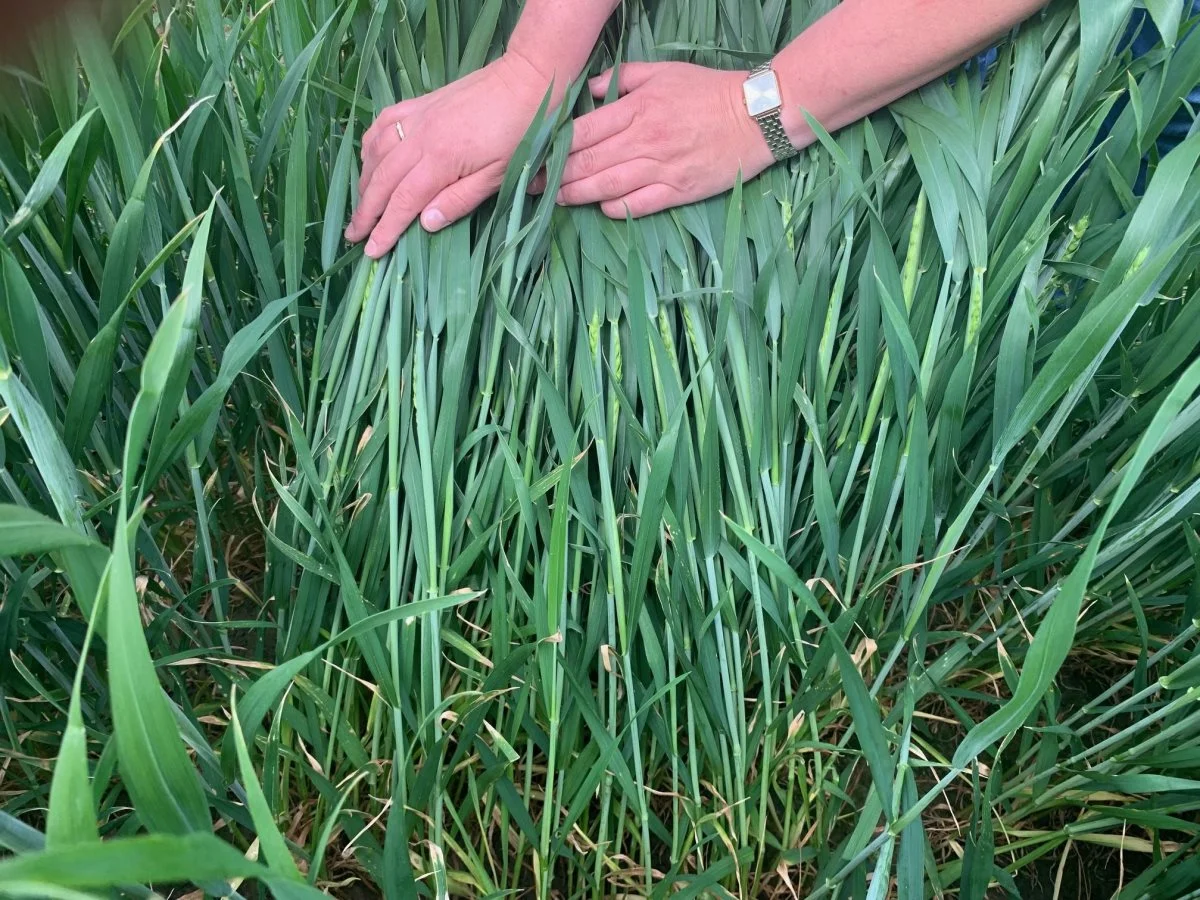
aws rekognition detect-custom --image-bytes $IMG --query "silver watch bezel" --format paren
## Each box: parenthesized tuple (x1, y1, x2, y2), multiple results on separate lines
(743, 67, 783, 119)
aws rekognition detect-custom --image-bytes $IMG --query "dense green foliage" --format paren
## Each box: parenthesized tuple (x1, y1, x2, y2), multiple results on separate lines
(2, 0, 1200, 896)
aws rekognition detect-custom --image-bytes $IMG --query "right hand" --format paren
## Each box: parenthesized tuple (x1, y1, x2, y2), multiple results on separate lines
(346, 51, 552, 257)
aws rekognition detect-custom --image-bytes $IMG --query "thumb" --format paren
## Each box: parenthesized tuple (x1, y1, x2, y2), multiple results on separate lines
(589, 61, 658, 99)
(421, 166, 503, 232)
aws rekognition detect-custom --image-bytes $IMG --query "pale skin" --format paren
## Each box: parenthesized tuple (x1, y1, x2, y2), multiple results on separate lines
(346, 0, 1051, 258)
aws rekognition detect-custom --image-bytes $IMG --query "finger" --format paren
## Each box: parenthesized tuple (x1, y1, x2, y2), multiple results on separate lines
(346, 142, 421, 242)
(360, 124, 405, 195)
(557, 159, 657, 207)
(363, 100, 421, 149)
(570, 100, 637, 153)
(562, 132, 640, 185)
(366, 159, 446, 257)
(422, 164, 505, 231)
(599, 183, 679, 219)
(528, 168, 548, 194)
(587, 68, 616, 99)
(361, 102, 427, 190)
(588, 62, 659, 99)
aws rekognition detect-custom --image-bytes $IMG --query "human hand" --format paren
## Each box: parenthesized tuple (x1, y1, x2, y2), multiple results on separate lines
(542, 62, 777, 218)
(346, 52, 553, 257)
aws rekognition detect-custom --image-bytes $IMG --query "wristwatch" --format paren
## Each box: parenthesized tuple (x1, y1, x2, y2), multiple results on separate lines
(743, 62, 799, 161)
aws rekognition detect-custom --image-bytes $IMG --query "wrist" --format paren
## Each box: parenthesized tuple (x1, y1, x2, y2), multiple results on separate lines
(737, 64, 811, 164)
(724, 70, 776, 177)
(503, 45, 584, 107)
(506, 0, 620, 94)
(497, 46, 570, 108)
(778, 103, 816, 153)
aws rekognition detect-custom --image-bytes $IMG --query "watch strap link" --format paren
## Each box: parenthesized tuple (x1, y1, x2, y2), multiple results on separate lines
(757, 110, 797, 162)
(749, 62, 798, 162)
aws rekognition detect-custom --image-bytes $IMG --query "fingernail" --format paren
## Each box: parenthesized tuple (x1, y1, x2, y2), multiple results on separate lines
(422, 209, 447, 231)
(555, 190, 565, 205)
(365, 239, 380, 256)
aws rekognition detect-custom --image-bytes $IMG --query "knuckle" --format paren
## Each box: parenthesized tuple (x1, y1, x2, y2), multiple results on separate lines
(387, 186, 417, 214)
(363, 123, 385, 147)
(364, 163, 388, 195)
(374, 156, 404, 190)
(447, 147, 469, 173)
(574, 118, 592, 146)
(600, 171, 623, 198)
(365, 189, 397, 220)
(362, 178, 389, 212)
(375, 127, 395, 151)
(438, 183, 466, 209)
(391, 181, 429, 218)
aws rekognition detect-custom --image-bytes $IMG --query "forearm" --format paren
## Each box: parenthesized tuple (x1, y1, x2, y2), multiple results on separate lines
(507, 0, 621, 87)
(774, 0, 1050, 148)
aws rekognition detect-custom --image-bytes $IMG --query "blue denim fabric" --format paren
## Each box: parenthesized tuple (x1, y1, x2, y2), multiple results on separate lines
(975, 2, 1200, 152)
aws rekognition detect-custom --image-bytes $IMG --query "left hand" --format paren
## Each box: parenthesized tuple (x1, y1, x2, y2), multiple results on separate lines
(541, 62, 777, 218)
(346, 52, 554, 257)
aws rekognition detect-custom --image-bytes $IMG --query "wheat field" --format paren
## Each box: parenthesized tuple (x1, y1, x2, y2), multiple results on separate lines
(2, 1, 1200, 897)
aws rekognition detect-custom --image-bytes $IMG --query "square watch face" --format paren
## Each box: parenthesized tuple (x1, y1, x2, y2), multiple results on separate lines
(744, 70, 782, 117)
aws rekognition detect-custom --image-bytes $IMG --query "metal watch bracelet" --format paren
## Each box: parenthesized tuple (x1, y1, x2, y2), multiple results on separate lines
(748, 62, 799, 161)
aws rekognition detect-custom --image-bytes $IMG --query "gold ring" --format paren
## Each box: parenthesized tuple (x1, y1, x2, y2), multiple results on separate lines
(395, 121, 405, 141)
